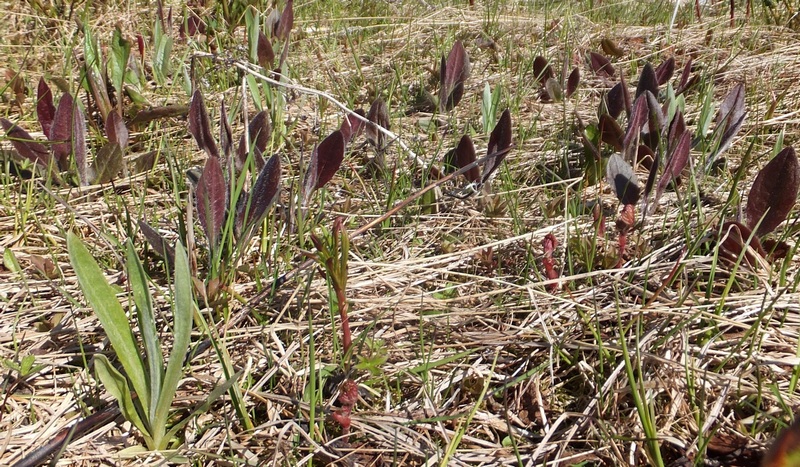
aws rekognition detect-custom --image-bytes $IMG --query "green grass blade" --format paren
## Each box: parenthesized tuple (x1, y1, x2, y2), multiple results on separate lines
(163, 370, 243, 442)
(67, 232, 150, 416)
(153, 241, 194, 449)
(126, 241, 163, 423)
(94, 354, 151, 441)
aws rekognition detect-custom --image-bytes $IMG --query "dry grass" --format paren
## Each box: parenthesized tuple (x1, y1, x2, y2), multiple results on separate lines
(2, 0, 800, 465)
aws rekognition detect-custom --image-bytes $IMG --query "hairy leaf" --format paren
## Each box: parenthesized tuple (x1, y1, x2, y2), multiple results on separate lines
(718, 221, 766, 267)
(635, 63, 658, 99)
(51, 93, 76, 168)
(712, 83, 746, 161)
(246, 153, 281, 233)
(589, 52, 615, 77)
(1, 118, 51, 167)
(340, 109, 365, 142)
(667, 110, 686, 156)
(654, 131, 691, 204)
(599, 114, 623, 151)
(92, 142, 124, 184)
(453, 135, 480, 184)
(71, 101, 88, 186)
(676, 57, 694, 94)
(257, 31, 275, 70)
(275, 0, 294, 40)
(304, 130, 345, 202)
(532, 56, 553, 83)
(566, 67, 580, 98)
(482, 109, 512, 184)
(645, 90, 665, 136)
(105, 111, 129, 151)
(606, 153, 640, 205)
(138, 219, 175, 266)
(544, 77, 563, 102)
(237, 110, 271, 171)
(439, 41, 471, 112)
(188, 90, 219, 159)
(36, 78, 55, 138)
(746, 146, 799, 236)
(623, 95, 648, 150)
(607, 82, 627, 120)
(195, 156, 227, 247)
(655, 56, 675, 85)
(366, 98, 390, 150)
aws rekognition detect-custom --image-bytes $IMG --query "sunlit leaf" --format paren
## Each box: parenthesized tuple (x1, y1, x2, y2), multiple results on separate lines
(36, 78, 55, 138)
(366, 98, 390, 150)
(676, 57, 693, 94)
(195, 156, 227, 247)
(105, 111, 129, 151)
(51, 93, 75, 168)
(439, 41, 471, 112)
(92, 142, 124, 184)
(1, 118, 51, 167)
(589, 52, 615, 77)
(304, 130, 345, 203)
(340, 109, 365, 142)
(482, 109, 512, 184)
(746, 146, 799, 236)
(606, 153, 640, 205)
(188, 90, 219, 159)
(655, 56, 675, 85)
(600, 38, 624, 58)
(71, 100, 88, 186)
(718, 221, 766, 267)
(654, 131, 691, 204)
(219, 101, 232, 159)
(245, 153, 281, 234)
(623, 95, 648, 150)
(236, 110, 271, 171)
(275, 0, 294, 40)
(257, 31, 275, 70)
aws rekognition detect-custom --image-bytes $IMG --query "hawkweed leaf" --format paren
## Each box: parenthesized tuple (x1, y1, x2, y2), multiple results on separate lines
(71, 100, 88, 186)
(623, 95, 648, 150)
(654, 131, 691, 204)
(153, 241, 193, 449)
(340, 109, 365, 142)
(195, 156, 227, 247)
(711, 83, 746, 162)
(246, 153, 281, 233)
(544, 77, 563, 101)
(635, 63, 658, 99)
(655, 56, 675, 85)
(589, 51, 615, 77)
(105, 111, 129, 151)
(109, 27, 131, 99)
(92, 142, 124, 184)
(257, 31, 275, 70)
(138, 219, 175, 266)
(125, 241, 162, 423)
(188, 90, 219, 159)
(718, 221, 766, 267)
(566, 67, 580, 98)
(677, 56, 693, 94)
(236, 110, 271, 171)
(667, 109, 686, 155)
(51, 93, 75, 168)
(36, 78, 55, 137)
(67, 232, 150, 416)
(645, 90, 665, 135)
(219, 101, 233, 160)
(599, 114, 623, 152)
(366, 98, 389, 150)
(482, 109, 512, 184)
(600, 38, 624, 57)
(533, 56, 553, 83)
(606, 153, 640, 205)
(1, 118, 51, 167)
(644, 148, 660, 200)
(746, 146, 799, 236)
(607, 82, 627, 120)
(454, 135, 480, 184)
(439, 41, 470, 112)
(311, 130, 345, 191)
(94, 354, 150, 438)
(275, 0, 294, 40)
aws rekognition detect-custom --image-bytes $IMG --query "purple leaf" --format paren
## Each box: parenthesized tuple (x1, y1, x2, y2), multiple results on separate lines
(454, 135, 480, 184)
(635, 63, 658, 99)
(718, 221, 766, 266)
(589, 52, 615, 77)
(188, 89, 219, 159)
(195, 156, 227, 247)
(105, 111, 129, 151)
(645, 90, 665, 137)
(623, 94, 648, 150)
(667, 110, 686, 155)
(533, 56, 553, 84)
(50, 93, 75, 169)
(304, 130, 345, 202)
(257, 31, 275, 70)
(236, 110, 271, 171)
(606, 153, 640, 205)
(340, 109, 365, 142)
(566, 67, 580, 98)
(1, 118, 51, 167)
(482, 109, 512, 184)
(712, 83, 746, 160)
(246, 153, 281, 233)
(439, 41, 471, 112)
(746, 147, 799, 236)
(275, 0, 294, 41)
(220, 101, 232, 159)
(676, 57, 693, 94)
(71, 101, 88, 186)
(607, 82, 627, 120)
(92, 142, 124, 184)
(138, 219, 175, 266)
(36, 78, 55, 138)
(655, 56, 675, 86)
(366, 98, 390, 150)
(599, 114, 623, 152)
(643, 146, 660, 199)
(654, 131, 691, 204)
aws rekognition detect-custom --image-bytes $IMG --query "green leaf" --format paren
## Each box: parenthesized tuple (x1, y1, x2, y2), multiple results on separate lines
(94, 354, 151, 440)
(67, 232, 150, 415)
(126, 241, 163, 423)
(153, 19, 173, 85)
(3, 248, 21, 273)
(245, 6, 260, 65)
(153, 241, 194, 449)
(110, 28, 131, 99)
